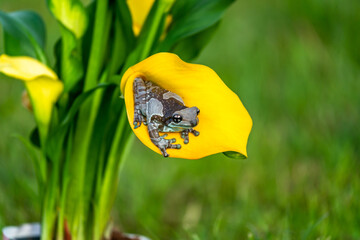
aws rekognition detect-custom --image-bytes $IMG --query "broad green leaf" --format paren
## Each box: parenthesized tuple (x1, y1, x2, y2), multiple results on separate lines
(47, 0, 88, 92)
(116, 0, 136, 48)
(9, 11, 46, 49)
(105, 0, 136, 76)
(158, 0, 235, 52)
(0, 10, 47, 63)
(172, 22, 219, 61)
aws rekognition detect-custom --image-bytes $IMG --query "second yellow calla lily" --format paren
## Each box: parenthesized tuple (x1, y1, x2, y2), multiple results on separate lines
(0, 54, 64, 143)
(121, 53, 252, 159)
(127, 0, 172, 36)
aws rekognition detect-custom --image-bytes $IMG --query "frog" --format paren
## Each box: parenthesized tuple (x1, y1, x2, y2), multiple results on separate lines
(133, 77, 200, 157)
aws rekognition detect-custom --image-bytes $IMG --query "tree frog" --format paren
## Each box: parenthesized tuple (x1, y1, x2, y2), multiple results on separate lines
(133, 77, 200, 157)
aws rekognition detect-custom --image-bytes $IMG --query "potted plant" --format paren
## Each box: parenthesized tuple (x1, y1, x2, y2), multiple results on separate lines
(0, 0, 252, 239)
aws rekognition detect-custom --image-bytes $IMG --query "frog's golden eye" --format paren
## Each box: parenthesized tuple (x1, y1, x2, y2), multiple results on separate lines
(172, 114, 182, 123)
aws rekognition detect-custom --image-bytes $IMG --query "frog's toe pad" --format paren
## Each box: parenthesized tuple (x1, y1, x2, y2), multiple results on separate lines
(168, 144, 181, 150)
(184, 139, 189, 144)
(133, 121, 141, 129)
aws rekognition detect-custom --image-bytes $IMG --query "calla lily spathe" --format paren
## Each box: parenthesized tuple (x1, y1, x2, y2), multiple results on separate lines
(127, 0, 154, 35)
(0, 54, 64, 142)
(127, 0, 172, 36)
(120, 53, 252, 159)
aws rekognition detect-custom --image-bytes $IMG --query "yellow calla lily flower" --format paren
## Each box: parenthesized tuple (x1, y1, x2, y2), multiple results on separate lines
(127, 0, 172, 36)
(0, 54, 64, 142)
(120, 52, 252, 159)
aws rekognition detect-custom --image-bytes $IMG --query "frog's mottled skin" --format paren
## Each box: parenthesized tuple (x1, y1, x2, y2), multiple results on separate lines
(133, 77, 200, 157)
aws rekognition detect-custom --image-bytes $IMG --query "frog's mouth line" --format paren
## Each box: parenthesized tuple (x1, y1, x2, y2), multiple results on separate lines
(172, 117, 199, 128)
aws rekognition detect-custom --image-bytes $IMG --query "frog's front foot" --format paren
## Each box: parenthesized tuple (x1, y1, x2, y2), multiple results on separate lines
(153, 134, 181, 157)
(133, 110, 146, 129)
(181, 129, 200, 144)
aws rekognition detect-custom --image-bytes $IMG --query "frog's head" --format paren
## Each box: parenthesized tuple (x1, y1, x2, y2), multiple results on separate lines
(167, 106, 200, 129)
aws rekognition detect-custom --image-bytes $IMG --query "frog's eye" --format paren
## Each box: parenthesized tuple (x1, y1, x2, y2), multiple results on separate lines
(172, 114, 182, 123)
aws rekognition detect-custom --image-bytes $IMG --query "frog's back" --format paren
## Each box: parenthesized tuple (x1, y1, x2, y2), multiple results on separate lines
(145, 80, 186, 119)
(145, 80, 168, 100)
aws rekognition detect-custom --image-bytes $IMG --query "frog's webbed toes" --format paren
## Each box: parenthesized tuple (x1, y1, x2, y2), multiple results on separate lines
(169, 144, 181, 149)
(133, 112, 146, 129)
(159, 144, 181, 157)
(181, 129, 199, 144)
(156, 136, 182, 157)
(161, 149, 169, 157)
(191, 129, 200, 136)
(133, 114, 147, 129)
(181, 130, 189, 144)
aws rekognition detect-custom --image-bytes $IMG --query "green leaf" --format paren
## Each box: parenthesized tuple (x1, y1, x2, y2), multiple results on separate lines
(223, 151, 247, 159)
(172, 22, 219, 61)
(30, 127, 41, 149)
(14, 134, 46, 193)
(82, 85, 120, 237)
(46, 83, 117, 162)
(116, 0, 135, 49)
(47, 0, 88, 92)
(55, 28, 84, 92)
(61, 83, 117, 126)
(106, 0, 136, 76)
(0, 10, 47, 63)
(158, 0, 235, 52)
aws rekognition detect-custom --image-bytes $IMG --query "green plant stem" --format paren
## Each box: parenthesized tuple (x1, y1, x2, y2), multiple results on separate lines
(93, 108, 131, 240)
(84, 0, 108, 91)
(41, 154, 61, 240)
(56, 126, 74, 240)
(65, 0, 110, 237)
(67, 72, 108, 240)
(139, 4, 164, 60)
(139, 0, 174, 60)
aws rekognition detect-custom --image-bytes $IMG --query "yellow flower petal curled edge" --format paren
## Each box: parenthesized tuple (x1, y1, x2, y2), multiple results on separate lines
(121, 53, 252, 159)
(0, 54, 64, 142)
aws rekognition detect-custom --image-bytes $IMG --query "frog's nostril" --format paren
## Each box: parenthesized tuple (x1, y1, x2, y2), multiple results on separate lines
(196, 108, 200, 115)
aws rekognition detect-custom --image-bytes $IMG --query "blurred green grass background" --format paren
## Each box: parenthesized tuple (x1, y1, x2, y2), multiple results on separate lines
(1, 0, 360, 239)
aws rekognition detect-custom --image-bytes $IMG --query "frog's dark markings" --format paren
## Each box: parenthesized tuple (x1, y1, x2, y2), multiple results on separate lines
(133, 77, 200, 157)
